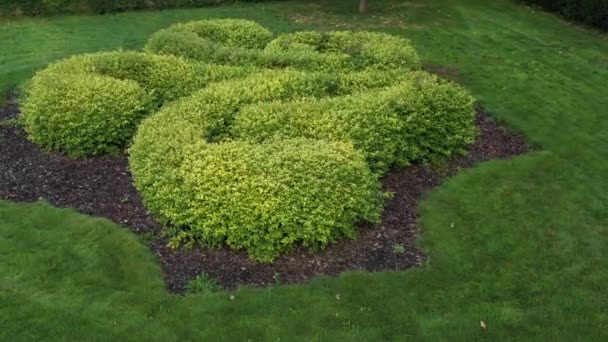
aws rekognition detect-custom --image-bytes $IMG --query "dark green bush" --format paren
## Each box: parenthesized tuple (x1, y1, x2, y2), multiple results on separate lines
(0, 0, 250, 16)
(22, 73, 152, 157)
(523, 0, 608, 31)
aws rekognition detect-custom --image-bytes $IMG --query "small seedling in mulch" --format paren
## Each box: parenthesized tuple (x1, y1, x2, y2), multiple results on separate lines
(120, 194, 130, 204)
(272, 272, 282, 286)
(0, 118, 20, 127)
(392, 243, 406, 270)
(138, 231, 157, 247)
(185, 273, 222, 295)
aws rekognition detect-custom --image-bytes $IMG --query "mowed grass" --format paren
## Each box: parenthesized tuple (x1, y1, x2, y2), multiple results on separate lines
(1, 0, 607, 339)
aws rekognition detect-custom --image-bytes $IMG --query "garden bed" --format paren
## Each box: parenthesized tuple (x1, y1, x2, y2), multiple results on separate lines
(0, 92, 528, 292)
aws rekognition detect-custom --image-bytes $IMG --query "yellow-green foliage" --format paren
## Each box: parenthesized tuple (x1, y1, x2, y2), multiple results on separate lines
(22, 73, 152, 158)
(178, 138, 382, 262)
(166, 19, 273, 49)
(21, 51, 249, 157)
(145, 20, 421, 72)
(37, 51, 249, 104)
(234, 72, 477, 174)
(266, 30, 422, 70)
(233, 90, 406, 174)
(24, 18, 476, 261)
(129, 69, 402, 259)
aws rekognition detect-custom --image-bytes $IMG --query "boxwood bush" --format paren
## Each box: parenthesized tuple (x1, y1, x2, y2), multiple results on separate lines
(37, 51, 249, 104)
(24, 19, 477, 261)
(22, 73, 152, 157)
(233, 71, 476, 174)
(265, 30, 421, 71)
(145, 19, 421, 72)
(128, 69, 403, 255)
(522, 0, 608, 31)
(178, 138, 382, 262)
(21, 51, 249, 157)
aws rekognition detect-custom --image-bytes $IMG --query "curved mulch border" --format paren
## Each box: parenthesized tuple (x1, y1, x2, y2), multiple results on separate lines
(0, 92, 528, 293)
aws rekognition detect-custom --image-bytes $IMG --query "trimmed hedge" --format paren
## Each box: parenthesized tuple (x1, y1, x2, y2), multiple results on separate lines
(21, 51, 249, 157)
(22, 73, 152, 157)
(178, 138, 382, 262)
(145, 20, 422, 72)
(523, 0, 608, 31)
(265, 30, 421, 71)
(24, 19, 476, 261)
(233, 72, 476, 174)
(128, 69, 403, 256)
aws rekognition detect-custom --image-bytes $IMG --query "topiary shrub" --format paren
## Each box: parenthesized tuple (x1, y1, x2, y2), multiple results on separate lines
(232, 71, 476, 174)
(146, 20, 421, 72)
(265, 30, 422, 71)
(177, 138, 382, 262)
(22, 73, 152, 158)
(24, 19, 477, 262)
(21, 51, 250, 157)
(37, 51, 250, 104)
(390, 71, 477, 162)
(144, 18, 272, 61)
(173, 19, 273, 49)
(233, 90, 406, 174)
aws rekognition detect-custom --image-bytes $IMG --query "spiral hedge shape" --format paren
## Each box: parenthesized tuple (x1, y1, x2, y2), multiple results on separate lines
(21, 19, 476, 261)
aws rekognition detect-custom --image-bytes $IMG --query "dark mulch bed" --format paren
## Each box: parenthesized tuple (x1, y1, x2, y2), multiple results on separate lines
(0, 92, 529, 293)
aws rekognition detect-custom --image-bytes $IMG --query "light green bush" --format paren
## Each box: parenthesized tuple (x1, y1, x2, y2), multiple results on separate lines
(146, 137, 382, 262)
(38, 51, 250, 104)
(390, 71, 477, 162)
(129, 69, 407, 260)
(22, 73, 152, 157)
(233, 91, 406, 174)
(233, 71, 476, 174)
(21, 51, 250, 157)
(169, 19, 273, 49)
(265, 30, 422, 70)
(146, 21, 421, 72)
(24, 18, 476, 262)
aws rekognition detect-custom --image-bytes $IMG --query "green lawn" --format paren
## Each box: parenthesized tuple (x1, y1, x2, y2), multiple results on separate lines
(1, 0, 607, 339)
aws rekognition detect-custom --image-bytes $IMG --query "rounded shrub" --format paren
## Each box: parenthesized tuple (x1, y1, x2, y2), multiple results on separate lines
(144, 19, 272, 62)
(22, 73, 152, 158)
(389, 71, 477, 162)
(37, 51, 250, 104)
(128, 69, 405, 261)
(177, 138, 382, 262)
(149, 69, 406, 141)
(232, 71, 477, 174)
(170, 19, 274, 49)
(146, 21, 421, 72)
(233, 91, 406, 174)
(130, 124, 383, 264)
(265, 30, 422, 70)
(23, 18, 477, 262)
(21, 51, 250, 157)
